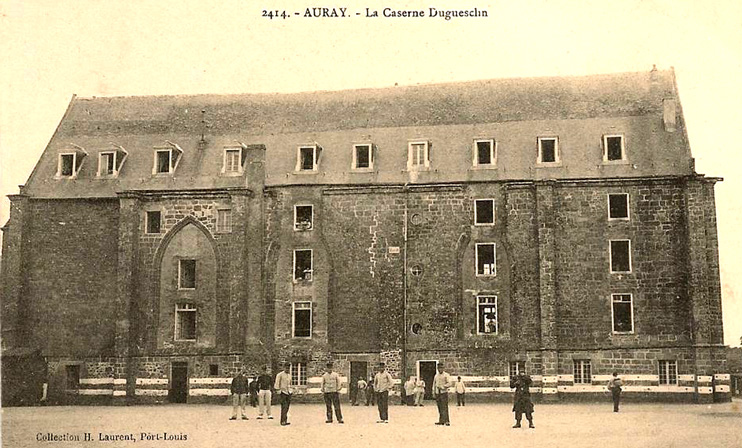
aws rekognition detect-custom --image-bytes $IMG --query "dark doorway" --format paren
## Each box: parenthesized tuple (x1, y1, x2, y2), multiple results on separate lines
(419, 360, 437, 400)
(350, 361, 368, 403)
(169, 362, 188, 403)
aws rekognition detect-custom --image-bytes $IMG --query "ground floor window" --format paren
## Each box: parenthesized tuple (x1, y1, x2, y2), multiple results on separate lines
(573, 360, 592, 384)
(291, 363, 307, 386)
(509, 361, 526, 379)
(658, 360, 678, 385)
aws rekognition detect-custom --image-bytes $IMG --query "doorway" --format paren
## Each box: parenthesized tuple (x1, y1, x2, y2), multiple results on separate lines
(418, 360, 438, 400)
(169, 361, 188, 403)
(350, 361, 368, 403)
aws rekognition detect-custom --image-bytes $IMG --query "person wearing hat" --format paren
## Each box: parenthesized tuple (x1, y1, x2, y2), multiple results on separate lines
(510, 371, 534, 428)
(274, 363, 293, 426)
(607, 371, 623, 412)
(432, 363, 454, 426)
(374, 363, 393, 423)
(256, 365, 274, 420)
(321, 362, 344, 423)
(229, 369, 249, 420)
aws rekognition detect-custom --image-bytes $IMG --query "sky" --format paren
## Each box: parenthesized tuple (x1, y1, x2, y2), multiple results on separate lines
(1, 0, 740, 346)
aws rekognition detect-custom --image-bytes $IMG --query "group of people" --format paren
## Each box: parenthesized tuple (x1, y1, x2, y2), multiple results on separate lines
(231, 362, 625, 428)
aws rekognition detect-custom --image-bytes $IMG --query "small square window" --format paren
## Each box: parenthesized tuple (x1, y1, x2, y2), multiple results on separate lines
(58, 153, 76, 177)
(408, 141, 429, 169)
(98, 152, 116, 176)
(474, 139, 495, 166)
(146, 211, 161, 234)
(609, 240, 631, 273)
(658, 360, 678, 385)
(294, 205, 313, 231)
(179, 259, 196, 289)
(209, 364, 219, 376)
(224, 148, 242, 173)
(476, 243, 496, 276)
(604, 135, 625, 162)
(573, 360, 592, 384)
(293, 249, 313, 281)
(353, 144, 373, 170)
(175, 304, 197, 340)
(217, 209, 232, 233)
(474, 199, 495, 225)
(293, 301, 312, 338)
(509, 361, 526, 379)
(297, 146, 319, 171)
(155, 150, 172, 174)
(290, 362, 307, 386)
(611, 294, 634, 333)
(538, 137, 559, 164)
(477, 296, 498, 334)
(608, 194, 629, 220)
(66, 365, 80, 389)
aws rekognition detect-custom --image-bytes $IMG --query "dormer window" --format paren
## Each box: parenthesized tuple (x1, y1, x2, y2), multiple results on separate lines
(97, 145, 128, 177)
(352, 144, 374, 170)
(55, 145, 87, 179)
(407, 141, 430, 170)
(152, 142, 183, 175)
(603, 135, 626, 162)
(537, 137, 559, 164)
(473, 139, 496, 166)
(296, 145, 320, 172)
(222, 145, 247, 175)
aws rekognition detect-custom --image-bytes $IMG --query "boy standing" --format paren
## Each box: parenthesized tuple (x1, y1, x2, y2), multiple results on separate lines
(455, 376, 466, 406)
(274, 363, 293, 426)
(229, 369, 249, 420)
(321, 362, 344, 423)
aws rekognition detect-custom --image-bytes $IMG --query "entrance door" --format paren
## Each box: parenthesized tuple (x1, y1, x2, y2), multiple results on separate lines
(350, 361, 368, 402)
(169, 362, 188, 403)
(418, 360, 438, 400)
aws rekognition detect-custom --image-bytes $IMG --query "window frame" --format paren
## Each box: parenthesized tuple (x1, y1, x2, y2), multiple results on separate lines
(352, 143, 374, 171)
(608, 193, 630, 221)
(174, 303, 197, 341)
(293, 249, 314, 282)
(611, 293, 634, 334)
(509, 361, 526, 379)
(152, 143, 182, 175)
(178, 259, 197, 290)
(290, 362, 307, 386)
(609, 239, 632, 273)
(476, 295, 498, 335)
(145, 210, 162, 234)
(573, 360, 592, 384)
(537, 137, 560, 164)
(407, 140, 430, 170)
(474, 199, 495, 226)
(57, 152, 77, 178)
(658, 360, 678, 385)
(475, 243, 497, 277)
(603, 134, 626, 162)
(222, 147, 244, 175)
(472, 138, 496, 167)
(97, 151, 117, 177)
(292, 301, 313, 339)
(216, 209, 232, 233)
(294, 204, 314, 231)
(296, 145, 320, 172)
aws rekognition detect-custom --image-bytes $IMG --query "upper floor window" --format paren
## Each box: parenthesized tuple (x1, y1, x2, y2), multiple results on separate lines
(222, 147, 245, 174)
(153, 142, 182, 175)
(217, 209, 232, 233)
(537, 137, 559, 164)
(573, 360, 592, 384)
(473, 139, 496, 166)
(58, 153, 76, 177)
(352, 144, 374, 170)
(97, 146, 127, 177)
(609, 240, 632, 273)
(611, 293, 634, 334)
(608, 193, 629, 220)
(296, 145, 320, 172)
(145, 211, 162, 234)
(603, 135, 625, 162)
(179, 259, 196, 289)
(407, 141, 430, 170)
(294, 205, 314, 231)
(175, 304, 197, 341)
(293, 249, 313, 281)
(476, 243, 496, 276)
(476, 296, 498, 334)
(658, 360, 678, 385)
(474, 199, 495, 225)
(292, 301, 312, 338)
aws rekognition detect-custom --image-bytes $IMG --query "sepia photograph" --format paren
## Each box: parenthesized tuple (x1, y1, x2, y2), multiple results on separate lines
(1, 1, 741, 447)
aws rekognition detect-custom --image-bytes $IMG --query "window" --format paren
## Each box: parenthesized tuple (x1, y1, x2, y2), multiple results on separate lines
(293, 249, 313, 281)
(407, 141, 430, 169)
(179, 259, 196, 289)
(609, 240, 632, 273)
(209, 364, 219, 376)
(153, 143, 182, 174)
(146, 211, 161, 234)
(573, 360, 592, 384)
(603, 135, 625, 162)
(476, 243, 496, 276)
(353, 144, 373, 170)
(473, 139, 495, 166)
(217, 209, 232, 233)
(474, 199, 495, 225)
(290, 362, 307, 386)
(658, 360, 678, 385)
(292, 301, 312, 338)
(66, 365, 80, 390)
(537, 137, 559, 164)
(477, 296, 498, 334)
(175, 304, 197, 341)
(608, 193, 629, 220)
(223, 148, 243, 174)
(509, 361, 526, 379)
(296, 145, 320, 171)
(58, 153, 76, 177)
(98, 151, 116, 176)
(611, 294, 634, 334)
(294, 205, 313, 231)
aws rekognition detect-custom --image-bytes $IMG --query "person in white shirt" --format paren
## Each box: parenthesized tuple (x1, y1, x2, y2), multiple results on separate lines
(432, 363, 454, 425)
(273, 363, 293, 426)
(455, 376, 466, 406)
(354, 377, 367, 406)
(373, 363, 393, 423)
(414, 377, 426, 406)
(321, 362, 344, 423)
(404, 376, 416, 406)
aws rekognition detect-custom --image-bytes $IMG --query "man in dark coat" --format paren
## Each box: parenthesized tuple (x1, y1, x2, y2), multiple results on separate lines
(510, 371, 534, 428)
(229, 369, 249, 420)
(607, 371, 623, 412)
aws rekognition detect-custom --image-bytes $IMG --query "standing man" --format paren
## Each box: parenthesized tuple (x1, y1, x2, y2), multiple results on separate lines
(366, 374, 375, 406)
(321, 362, 344, 424)
(274, 363, 293, 426)
(414, 376, 425, 406)
(404, 376, 416, 406)
(607, 371, 623, 412)
(354, 376, 367, 406)
(229, 369, 249, 420)
(433, 363, 453, 426)
(256, 366, 274, 420)
(511, 371, 534, 428)
(455, 376, 466, 406)
(248, 375, 259, 408)
(374, 363, 393, 423)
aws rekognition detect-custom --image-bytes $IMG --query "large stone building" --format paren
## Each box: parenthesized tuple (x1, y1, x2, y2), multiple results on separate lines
(1, 67, 731, 405)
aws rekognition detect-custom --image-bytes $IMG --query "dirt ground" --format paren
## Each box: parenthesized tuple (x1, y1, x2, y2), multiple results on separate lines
(2, 399, 741, 448)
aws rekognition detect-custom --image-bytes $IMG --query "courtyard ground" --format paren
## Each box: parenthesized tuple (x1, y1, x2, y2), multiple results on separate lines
(2, 399, 740, 448)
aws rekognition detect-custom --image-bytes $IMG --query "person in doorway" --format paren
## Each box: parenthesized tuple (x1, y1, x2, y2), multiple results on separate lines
(321, 362, 344, 423)
(256, 366, 274, 420)
(414, 376, 425, 406)
(366, 374, 376, 406)
(455, 376, 466, 406)
(374, 363, 393, 423)
(607, 371, 623, 412)
(354, 376, 367, 406)
(229, 369, 249, 420)
(404, 376, 416, 406)
(274, 363, 293, 426)
(433, 363, 454, 425)
(511, 371, 534, 428)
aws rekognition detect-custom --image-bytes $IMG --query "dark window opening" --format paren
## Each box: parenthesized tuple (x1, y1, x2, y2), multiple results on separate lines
(355, 144, 371, 168)
(294, 250, 312, 281)
(609, 194, 629, 219)
(176, 305, 197, 340)
(610, 240, 631, 272)
(476, 140, 493, 165)
(295, 205, 313, 230)
(475, 199, 495, 225)
(606, 136, 624, 161)
(540, 138, 557, 163)
(293, 302, 311, 338)
(299, 147, 315, 170)
(101, 152, 115, 175)
(411, 323, 423, 335)
(66, 365, 80, 389)
(156, 150, 171, 173)
(146, 211, 161, 234)
(60, 154, 75, 176)
(476, 243, 496, 276)
(209, 364, 219, 376)
(612, 294, 633, 333)
(179, 259, 196, 289)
